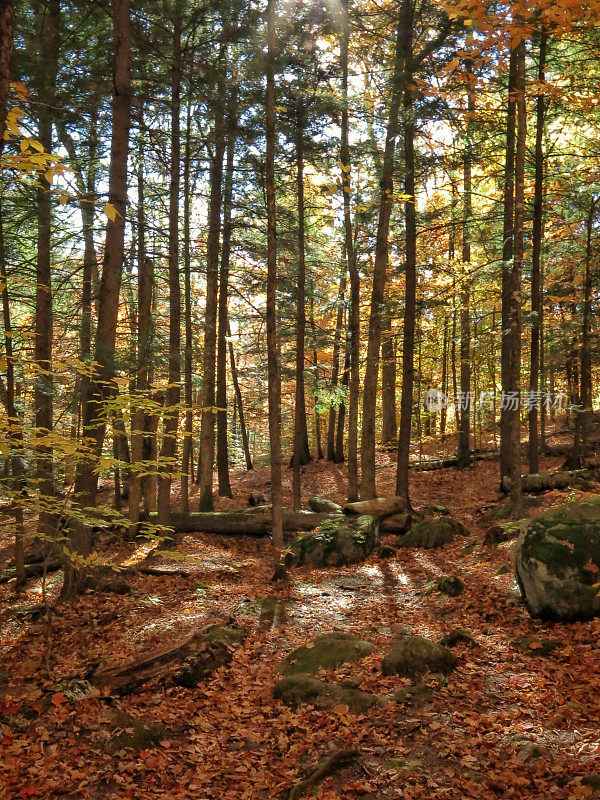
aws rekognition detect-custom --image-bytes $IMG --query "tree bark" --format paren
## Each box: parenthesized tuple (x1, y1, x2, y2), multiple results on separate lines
(34, 0, 59, 539)
(528, 30, 547, 474)
(361, 3, 410, 500)
(265, 0, 285, 579)
(500, 49, 517, 483)
(228, 324, 253, 470)
(340, 0, 359, 501)
(395, 0, 416, 506)
(157, 4, 182, 525)
(197, 45, 227, 511)
(579, 196, 595, 458)
(457, 56, 474, 470)
(64, 0, 131, 597)
(380, 308, 397, 445)
(506, 35, 526, 516)
(216, 83, 238, 499)
(292, 105, 311, 509)
(181, 106, 194, 512)
(327, 263, 346, 461)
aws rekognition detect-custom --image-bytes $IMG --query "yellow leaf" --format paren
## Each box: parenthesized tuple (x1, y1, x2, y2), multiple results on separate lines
(103, 203, 118, 222)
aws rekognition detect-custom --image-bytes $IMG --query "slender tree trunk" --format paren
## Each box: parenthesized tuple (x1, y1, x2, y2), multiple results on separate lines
(34, 0, 59, 539)
(64, 0, 131, 597)
(457, 57, 474, 469)
(380, 309, 397, 445)
(181, 107, 194, 512)
(336, 327, 350, 463)
(528, 30, 547, 474)
(340, 0, 359, 501)
(440, 314, 448, 438)
(395, 0, 416, 506)
(580, 197, 595, 457)
(292, 106, 310, 509)
(228, 324, 253, 470)
(157, 5, 182, 525)
(265, 0, 284, 578)
(216, 84, 238, 499)
(309, 286, 324, 460)
(197, 46, 227, 511)
(327, 263, 346, 460)
(500, 49, 517, 483)
(361, 3, 410, 500)
(506, 35, 526, 516)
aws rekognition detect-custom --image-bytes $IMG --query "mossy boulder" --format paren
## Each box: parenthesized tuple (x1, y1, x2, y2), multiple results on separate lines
(378, 544, 398, 559)
(286, 515, 379, 568)
(175, 624, 245, 688)
(437, 576, 464, 597)
(278, 632, 375, 676)
(397, 517, 467, 549)
(308, 496, 343, 514)
(273, 674, 379, 713)
(107, 712, 168, 752)
(515, 497, 600, 620)
(439, 628, 477, 648)
(382, 634, 456, 679)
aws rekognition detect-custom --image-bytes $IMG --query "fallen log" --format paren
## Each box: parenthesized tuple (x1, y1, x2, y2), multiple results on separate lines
(92, 624, 245, 694)
(0, 558, 62, 584)
(502, 468, 600, 494)
(343, 496, 406, 519)
(147, 508, 335, 536)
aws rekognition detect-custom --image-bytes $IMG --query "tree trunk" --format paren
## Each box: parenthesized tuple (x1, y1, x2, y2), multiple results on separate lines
(216, 84, 238, 499)
(265, 0, 284, 579)
(395, 0, 416, 506)
(310, 287, 324, 460)
(457, 56, 474, 470)
(64, 0, 131, 597)
(361, 4, 410, 500)
(440, 314, 448, 438)
(327, 262, 346, 461)
(528, 30, 547, 474)
(499, 49, 517, 483)
(292, 105, 311, 509)
(380, 308, 397, 446)
(340, 0, 359, 501)
(506, 35, 526, 516)
(579, 196, 595, 458)
(157, 6, 182, 525)
(228, 325, 253, 470)
(34, 0, 59, 539)
(197, 46, 227, 512)
(181, 107, 194, 512)
(335, 332, 350, 464)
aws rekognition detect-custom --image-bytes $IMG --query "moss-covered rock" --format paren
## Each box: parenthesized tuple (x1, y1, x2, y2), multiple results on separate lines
(273, 674, 379, 712)
(397, 517, 466, 549)
(437, 576, 464, 597)
(511, 636, 563, 657)
(286, 515, 379, 568)
(393, 682, 434, 704)
(382, 634, 456, 679)
(515, 497, 600, 620)
(308, 496, 343, 514)
(278, 632, 375, 676)
(439, 628, 477, 648)
(378, 544, 398, 559)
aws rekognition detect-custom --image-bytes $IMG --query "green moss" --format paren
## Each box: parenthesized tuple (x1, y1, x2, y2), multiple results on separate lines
(278, 632, 375, 676)
(273, 674, 380, 713)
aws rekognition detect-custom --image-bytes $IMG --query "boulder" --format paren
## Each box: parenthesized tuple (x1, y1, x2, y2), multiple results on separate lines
(378, 544, 397, 559)
(286, 515, 379, 568)
(437, 576, 464, 597)
(515, 497, 600, 620)
(308, 496, 343, 514)
(273, 674, 379, 713)
(382, 634, 456, 679)
(397, 517, 467, 549)
(107, 712, 168, 753)
(278, 632, 375, 676)
(439, 629, 477, 648)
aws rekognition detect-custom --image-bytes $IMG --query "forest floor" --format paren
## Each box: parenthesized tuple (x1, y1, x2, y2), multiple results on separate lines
(2, 430, 600, 799)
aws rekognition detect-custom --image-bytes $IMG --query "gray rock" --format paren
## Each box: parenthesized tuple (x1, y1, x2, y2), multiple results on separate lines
(437, 576, 464, 597)
(397, 517, 467, 549)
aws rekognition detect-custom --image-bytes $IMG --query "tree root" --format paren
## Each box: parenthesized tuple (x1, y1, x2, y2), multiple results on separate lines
(288, 748, 360, 800)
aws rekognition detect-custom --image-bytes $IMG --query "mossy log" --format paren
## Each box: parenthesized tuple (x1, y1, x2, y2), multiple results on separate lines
(146, 508, 335, 536)
(502, 467, 599, 494)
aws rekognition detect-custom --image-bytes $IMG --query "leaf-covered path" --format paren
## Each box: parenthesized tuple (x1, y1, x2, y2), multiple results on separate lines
(2, 453, 600, 799)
